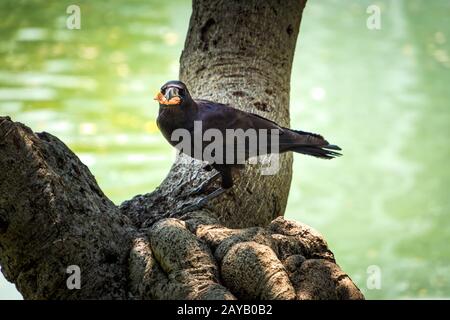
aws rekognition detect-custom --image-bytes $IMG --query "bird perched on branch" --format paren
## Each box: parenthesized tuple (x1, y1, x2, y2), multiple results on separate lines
(155, 80, 341, 212)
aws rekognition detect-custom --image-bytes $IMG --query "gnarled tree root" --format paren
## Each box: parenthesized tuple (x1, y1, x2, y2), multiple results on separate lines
(128, 212, 363, 300)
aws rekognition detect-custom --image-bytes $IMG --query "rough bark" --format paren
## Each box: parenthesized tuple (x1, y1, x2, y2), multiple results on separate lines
(0, 117, 134, 299)
(0, 0, 364, 300)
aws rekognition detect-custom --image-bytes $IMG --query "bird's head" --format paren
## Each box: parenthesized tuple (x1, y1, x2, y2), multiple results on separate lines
(154, 80, 192, 107)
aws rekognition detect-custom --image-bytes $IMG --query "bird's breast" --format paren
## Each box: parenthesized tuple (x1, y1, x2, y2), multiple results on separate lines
(157, 107, 194, 146)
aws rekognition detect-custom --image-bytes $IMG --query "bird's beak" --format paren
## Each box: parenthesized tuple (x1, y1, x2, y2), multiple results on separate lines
(164, 87, 179, 101)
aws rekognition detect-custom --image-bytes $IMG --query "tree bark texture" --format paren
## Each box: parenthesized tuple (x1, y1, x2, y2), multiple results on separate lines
(0, 0, 364, 300)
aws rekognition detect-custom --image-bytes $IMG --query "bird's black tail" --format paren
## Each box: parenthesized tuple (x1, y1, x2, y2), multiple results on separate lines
(282, 128, 342, 159)
(290, 144, 342, 159)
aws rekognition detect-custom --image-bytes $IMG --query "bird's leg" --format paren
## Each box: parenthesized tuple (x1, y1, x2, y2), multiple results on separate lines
(176, 166, 234, 216)
(190, 171, 221, 195)
(203, 164, 213, 172)
(180, 187, 228, 214)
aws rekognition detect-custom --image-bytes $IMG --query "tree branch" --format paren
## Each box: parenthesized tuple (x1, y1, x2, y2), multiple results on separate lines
(0, 116, 134, 299)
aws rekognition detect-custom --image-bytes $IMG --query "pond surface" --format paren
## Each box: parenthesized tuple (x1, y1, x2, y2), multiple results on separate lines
(1, 0, 449, 299)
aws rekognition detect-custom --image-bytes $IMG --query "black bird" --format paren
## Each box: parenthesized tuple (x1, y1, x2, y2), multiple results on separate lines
(155, 80, 341, 211)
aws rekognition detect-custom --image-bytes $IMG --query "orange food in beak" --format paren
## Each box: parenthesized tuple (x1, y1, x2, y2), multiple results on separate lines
(154, 92, 181, 105)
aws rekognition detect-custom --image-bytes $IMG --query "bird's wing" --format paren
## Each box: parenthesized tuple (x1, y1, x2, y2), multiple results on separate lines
(195, 99, 282, 132)
(194, 100, 329, 145)
(192, 100, 341, 159)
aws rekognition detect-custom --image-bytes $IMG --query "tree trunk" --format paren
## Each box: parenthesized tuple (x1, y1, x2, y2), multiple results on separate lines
(0, 0, 364, 300)
(123, 0, 303, 229)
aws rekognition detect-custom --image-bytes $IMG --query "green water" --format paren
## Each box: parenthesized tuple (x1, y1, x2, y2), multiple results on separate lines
(0, 0, 449, 299)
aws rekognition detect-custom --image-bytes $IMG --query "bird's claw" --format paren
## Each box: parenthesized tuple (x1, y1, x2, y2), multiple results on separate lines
(178, 187, 227, 217)
(188, 171, 221, 197)
(190, 184, 208, 196)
